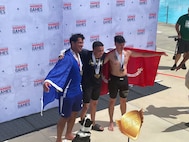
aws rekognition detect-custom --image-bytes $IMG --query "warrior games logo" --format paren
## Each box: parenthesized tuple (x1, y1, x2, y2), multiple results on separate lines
(90, 1, 100, 8)
(116, 0, 125, 7)
(49, 58, 58, 66)
(147, 41, 154, 47)
(149, 13, 156, 19)
(48, 22, 60, 30)
(64, 39, 70, 47)
(90, 35, 99, 42)
(76, 20, 86, 27)
(0, 47, 9, 56)
(17, 99, 30, 108)
(15, 64, 28, 72)
(127, 15, 135, 21)
(115, 32, 124, 36)
(12, 25, 26, 34)
(0, 5, 5, 15)
(30, 4, 43, 13)
(32, 42, 44, 51)
(0, 86, 11, 95)
(63, 2, 71, 10)
(103, 17, 112, 24)
(139, 0, 147, 5)
(137, 29, 145, 35)
(34, 79, 44, 87)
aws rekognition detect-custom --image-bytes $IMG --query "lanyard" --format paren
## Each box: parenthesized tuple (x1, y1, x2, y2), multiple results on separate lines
(71, 49, 83, 72)
(115, 49, 124, 69)
(92, 53, 102, 74)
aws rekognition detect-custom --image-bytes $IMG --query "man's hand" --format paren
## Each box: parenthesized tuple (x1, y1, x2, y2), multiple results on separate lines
(58, 49, 66, 60)
(43, 82, 51, 92)
(161, 52, 168, 56)
(58, 55, 64, 60)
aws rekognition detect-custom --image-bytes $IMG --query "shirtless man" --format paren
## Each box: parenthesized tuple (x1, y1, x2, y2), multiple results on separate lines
(104, 35, 167, 131)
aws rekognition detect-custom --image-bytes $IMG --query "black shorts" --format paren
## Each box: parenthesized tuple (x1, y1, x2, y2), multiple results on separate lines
(108, 74, 129, 99)
(177, 39, 189, 54)
(82, 85, 101, 103)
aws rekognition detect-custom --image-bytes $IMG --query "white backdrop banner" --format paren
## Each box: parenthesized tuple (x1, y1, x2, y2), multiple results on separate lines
(0, 0, 160, 123)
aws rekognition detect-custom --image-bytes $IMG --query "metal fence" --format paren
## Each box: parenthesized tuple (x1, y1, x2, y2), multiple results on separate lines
(158, 1, 188, 24)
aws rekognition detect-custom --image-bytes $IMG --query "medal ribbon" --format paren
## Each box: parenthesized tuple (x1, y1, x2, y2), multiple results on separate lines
(92, 53, 101, 74)
(71, 49, 83, 72)
(115, 50, 124, 69)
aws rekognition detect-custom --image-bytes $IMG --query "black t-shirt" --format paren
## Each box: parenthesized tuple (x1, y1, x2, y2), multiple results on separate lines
(80, 49, 105, 88)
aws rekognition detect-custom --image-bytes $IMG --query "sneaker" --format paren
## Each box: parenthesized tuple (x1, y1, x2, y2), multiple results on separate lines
(182, 64, 187, 70)
(170, 64, 176, 70)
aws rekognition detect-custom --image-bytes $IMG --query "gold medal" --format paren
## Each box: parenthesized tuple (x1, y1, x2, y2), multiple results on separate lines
(120, 64, 124, 72)
(94, 74, 100, 78)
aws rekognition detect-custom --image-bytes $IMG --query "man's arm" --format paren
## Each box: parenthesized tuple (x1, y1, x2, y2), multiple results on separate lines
(58, 49, 66, 60)
(175, 23, 181, 38)
(103, 53, 110, 64)
(43, 82, 51, 92)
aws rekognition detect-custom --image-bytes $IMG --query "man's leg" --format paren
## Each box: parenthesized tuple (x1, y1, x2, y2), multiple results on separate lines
(176, 52, 189, 70)
(56, 117, 68, 142)
(90, 99, 104, 131)
(65, 111, 78, 140)
(80, 87, 91, 120)
(181, 53, 187, 69)
(120, 97, 127, 115)
(80, 103, 89, 120)
(108, 98, 116, 131)
(90, 100, 98, 125)
(171, 53, 181, 70)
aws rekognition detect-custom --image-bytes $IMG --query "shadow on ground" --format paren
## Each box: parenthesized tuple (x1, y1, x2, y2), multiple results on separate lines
(145, 105, 189, 119)
(162, 122, 189, 132)
(158, 65, 172, 70)
(144, 105, 189, 132)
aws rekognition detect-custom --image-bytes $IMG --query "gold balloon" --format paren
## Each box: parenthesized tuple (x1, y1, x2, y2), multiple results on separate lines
(116, 109, 143, 140)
